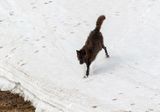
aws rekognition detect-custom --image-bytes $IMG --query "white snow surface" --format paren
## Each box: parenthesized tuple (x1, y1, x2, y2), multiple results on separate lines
(0, 0, 160, 112)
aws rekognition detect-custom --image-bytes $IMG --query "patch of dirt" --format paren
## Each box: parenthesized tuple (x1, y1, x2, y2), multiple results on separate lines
(0, 91, 35, 112)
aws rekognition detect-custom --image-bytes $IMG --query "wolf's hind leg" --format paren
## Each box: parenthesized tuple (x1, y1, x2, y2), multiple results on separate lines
(102, 45, 109, 58)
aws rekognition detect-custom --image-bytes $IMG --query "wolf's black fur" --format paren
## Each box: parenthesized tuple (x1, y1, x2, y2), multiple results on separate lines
(76, 15, 109, 78)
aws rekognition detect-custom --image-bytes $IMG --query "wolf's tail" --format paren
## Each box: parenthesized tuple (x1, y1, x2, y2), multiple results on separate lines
(95, 15, 106, 31)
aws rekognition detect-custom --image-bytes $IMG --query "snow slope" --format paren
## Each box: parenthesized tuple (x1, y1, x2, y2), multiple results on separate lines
(0, 0, 160, 111)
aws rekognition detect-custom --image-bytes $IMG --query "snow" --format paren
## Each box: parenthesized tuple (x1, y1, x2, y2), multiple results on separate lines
(0, 0, 160, 111)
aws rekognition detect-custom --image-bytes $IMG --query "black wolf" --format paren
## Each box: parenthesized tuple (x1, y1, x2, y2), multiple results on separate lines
(76, 15, 109, 78)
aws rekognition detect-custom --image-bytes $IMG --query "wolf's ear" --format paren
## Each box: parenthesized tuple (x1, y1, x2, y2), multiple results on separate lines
(76, 50, 79, 54)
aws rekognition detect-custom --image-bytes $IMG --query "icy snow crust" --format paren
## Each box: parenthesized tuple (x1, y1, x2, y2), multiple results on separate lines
(0, 0, 160, 112)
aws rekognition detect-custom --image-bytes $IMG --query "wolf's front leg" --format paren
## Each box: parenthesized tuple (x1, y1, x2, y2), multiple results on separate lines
(84, 61, 91, 78)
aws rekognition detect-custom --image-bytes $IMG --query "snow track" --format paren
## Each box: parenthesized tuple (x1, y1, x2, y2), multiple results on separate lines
(0, 62, 109, 112)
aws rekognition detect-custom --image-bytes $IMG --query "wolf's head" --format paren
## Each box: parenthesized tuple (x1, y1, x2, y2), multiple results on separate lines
(76, 49, 86, 64)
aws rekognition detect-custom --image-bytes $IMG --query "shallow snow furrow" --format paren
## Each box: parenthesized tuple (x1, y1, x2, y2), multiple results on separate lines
(0, 63, 105, 112)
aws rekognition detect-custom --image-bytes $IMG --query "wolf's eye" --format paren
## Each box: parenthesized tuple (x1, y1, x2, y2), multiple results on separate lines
(79, 54, 84, 60)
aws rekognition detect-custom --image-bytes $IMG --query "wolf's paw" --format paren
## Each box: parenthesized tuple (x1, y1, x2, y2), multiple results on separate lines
(83, 75, 88, 78)
(106, 55, 110, 58)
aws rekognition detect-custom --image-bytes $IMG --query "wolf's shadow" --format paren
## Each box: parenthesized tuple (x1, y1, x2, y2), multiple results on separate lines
(92, 55, 123, 75)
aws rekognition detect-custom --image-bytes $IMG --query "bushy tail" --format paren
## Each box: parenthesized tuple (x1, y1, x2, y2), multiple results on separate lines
(95, 15, 106, 31)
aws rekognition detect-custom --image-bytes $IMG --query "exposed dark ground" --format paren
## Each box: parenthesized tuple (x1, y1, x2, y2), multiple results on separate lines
(0, 91, 35, 112)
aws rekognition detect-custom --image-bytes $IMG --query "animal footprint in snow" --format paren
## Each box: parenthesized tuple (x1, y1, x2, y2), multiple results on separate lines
(112, 98, 118, 101)
(34, 50, 39, 53)
(113, 110, 132, 112)
(32, 6, 37, 9)
(44, 1, 52, 4)
(49, 1, 53, 3)
(92, 105, 97, 108)
(20, 63, 27, 66)
(83, 20, 89, 26)
(114, 12, 120, 16)
(9, 11, 14, 16)
(74, 23, 81, 27)
(24, 37, 30, 41)
(35, 39, 40, 41)
(130, 103, 135, 106)
(10, 48, 17, 52)
(122, 111, 132, 112)
(118, 92, 123, 95)
(44, 2, 48, 4)
(148, 108, 154, 111)
(30, 2, 35, 5)
(70, 31, 74, 34)
(17, 60, 27, 66)
(5, 55, 9, 58)
(41, 36, 45, 39)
